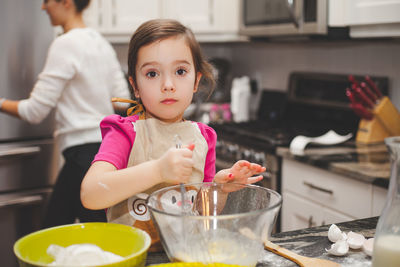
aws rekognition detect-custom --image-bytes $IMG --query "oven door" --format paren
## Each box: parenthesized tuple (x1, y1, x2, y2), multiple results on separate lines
(0, 188, 52, 267)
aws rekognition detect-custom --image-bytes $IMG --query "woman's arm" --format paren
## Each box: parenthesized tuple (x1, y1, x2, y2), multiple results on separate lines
(0, 98, 20, 118)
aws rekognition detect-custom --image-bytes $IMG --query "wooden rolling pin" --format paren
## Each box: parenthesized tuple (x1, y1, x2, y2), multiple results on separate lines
(264, 240, 341, 267)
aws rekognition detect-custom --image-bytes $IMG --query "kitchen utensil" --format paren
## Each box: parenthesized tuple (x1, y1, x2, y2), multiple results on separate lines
(173, 134, 188, 213)
(348, 74, 360, 88)
(360, 82, 378, 103)
(350, 103, 374, 120)
(14, 223, 151, 267)
(345, 87, 357, 104)
(290, 130, 353, 155)
(365, 75, 383, 98)
(264, 240, 341, 267)
(147, 182, 282, 266)
(353, 86, 375, 109)
(346, 88, 374, 120)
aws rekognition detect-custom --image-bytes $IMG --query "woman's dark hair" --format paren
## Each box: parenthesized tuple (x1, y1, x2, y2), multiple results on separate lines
(127, 19, 215, 96)
(73, 0, 90, 13)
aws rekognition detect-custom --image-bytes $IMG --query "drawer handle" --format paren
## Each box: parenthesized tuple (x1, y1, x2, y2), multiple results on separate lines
(0, 195, 43, 208)
(0, 146, 41, 159)
(303, 181, 333, 195)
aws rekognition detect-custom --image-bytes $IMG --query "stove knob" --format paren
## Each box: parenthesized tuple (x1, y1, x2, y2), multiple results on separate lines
(228, 144, 239, 153)
(227, 144, 239, 161)
(254, 152, 266, 165)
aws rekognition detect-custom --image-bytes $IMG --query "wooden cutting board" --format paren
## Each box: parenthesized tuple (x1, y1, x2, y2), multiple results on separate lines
(264, 240, 341, 267)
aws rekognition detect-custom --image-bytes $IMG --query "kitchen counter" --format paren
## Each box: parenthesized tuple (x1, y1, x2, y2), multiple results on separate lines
(276, 141, 390, 189)
(145, 217, 378, 266)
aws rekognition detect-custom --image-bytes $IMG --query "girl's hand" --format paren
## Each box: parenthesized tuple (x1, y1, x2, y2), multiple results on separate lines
(156, 144, 195, 184)
(214, 160, 265, 185)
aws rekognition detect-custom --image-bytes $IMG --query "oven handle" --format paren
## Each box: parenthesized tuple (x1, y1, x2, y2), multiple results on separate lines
(0, 195, 43, 208)
(0, 146, 41, 159)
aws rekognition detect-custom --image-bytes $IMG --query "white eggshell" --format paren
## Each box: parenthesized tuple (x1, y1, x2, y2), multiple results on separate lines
(363, 238, 374, 256)
(347, 231, 366, 249)
(328, 224, 347, 243)
(325, 240, 349, 256)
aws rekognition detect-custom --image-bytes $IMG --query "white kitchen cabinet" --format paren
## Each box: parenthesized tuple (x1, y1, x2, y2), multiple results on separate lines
(83, 0, 160, 43)
(343, 0, 400, 38)
(281, 158, 385, 232)
(282, 192, 324, 231)
(282, 191, 354, 231)
(162, 0, 244, 42)
(84, 0, 244, 43)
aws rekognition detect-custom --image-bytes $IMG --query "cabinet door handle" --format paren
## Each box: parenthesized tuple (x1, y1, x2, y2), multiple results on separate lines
(303, 181, 333, 195)
(308, 215, 314, 228)
(98, 0, 102, 27)
(112, 0, 116, 27)
(209, 0, 214, 25)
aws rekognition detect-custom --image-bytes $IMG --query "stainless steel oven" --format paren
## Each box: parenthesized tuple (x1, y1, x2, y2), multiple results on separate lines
(239, 0, 328, 37)
(1, 0, 56, 265)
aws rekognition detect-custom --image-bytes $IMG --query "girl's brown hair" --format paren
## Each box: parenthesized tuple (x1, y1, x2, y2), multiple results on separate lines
(127, 19, 215, 97)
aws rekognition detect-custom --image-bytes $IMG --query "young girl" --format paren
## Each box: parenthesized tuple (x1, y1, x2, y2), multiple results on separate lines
(81, 19, 265, 250)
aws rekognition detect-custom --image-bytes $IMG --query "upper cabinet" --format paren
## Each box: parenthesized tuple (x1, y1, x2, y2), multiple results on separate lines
(83, 0, 245, 43)
(343, 0, 400, 38)
(83, 0, 160, 43)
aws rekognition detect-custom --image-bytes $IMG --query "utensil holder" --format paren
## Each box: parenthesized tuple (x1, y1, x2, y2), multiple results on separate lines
(356, 97, 400, 144)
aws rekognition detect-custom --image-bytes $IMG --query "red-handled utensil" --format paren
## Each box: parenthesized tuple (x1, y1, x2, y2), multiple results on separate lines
(365, 75, 383, 98)
(353, 86, 375, 109)
(346, 87, 357, 104)
(350, 103, 374, 120)
(348, 75, 360, 88)
(360, 82, 378, 103)
(346, 88, 374, 120)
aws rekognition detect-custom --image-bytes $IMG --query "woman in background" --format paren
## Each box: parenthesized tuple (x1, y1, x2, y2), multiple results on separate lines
(0, 0, 130, 227)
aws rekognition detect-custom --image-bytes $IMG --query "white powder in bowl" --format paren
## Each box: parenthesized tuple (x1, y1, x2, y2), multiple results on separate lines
(47, 244, 124, 266)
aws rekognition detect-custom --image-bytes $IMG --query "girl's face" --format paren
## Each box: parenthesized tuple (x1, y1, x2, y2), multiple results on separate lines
(131, 36, 202, 123)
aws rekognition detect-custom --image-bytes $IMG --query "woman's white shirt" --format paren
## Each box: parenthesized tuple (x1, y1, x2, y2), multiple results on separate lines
(18, 28, 130, 151)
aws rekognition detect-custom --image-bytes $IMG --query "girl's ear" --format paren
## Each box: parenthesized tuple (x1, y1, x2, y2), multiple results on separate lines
(129, 76, 140, 98)
(193, 72, 203, 93)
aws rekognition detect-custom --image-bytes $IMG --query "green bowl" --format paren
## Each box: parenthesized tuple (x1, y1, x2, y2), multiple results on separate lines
(14, 223, 151, 267)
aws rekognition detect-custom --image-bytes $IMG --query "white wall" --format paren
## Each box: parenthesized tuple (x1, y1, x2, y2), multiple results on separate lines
(113, 38, 400, 108)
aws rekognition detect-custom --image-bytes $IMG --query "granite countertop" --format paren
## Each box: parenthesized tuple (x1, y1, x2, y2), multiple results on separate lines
(146, 217, 378, 266)
(276, 141, 390, 188)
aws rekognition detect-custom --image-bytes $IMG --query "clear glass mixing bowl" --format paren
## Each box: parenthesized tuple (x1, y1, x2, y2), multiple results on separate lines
(147, 182, 282, 266)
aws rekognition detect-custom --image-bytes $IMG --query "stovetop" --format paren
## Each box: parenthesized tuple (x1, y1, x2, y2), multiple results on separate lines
(211, 119, 356, 152)
(210, 72, 389, 152)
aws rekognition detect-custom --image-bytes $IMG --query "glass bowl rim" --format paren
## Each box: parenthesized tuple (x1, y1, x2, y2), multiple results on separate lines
(146, 182, 282, 219)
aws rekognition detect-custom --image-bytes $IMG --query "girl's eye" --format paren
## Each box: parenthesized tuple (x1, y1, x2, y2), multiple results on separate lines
(146, 71, 158, 78)
(176, 68, 187, 76)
